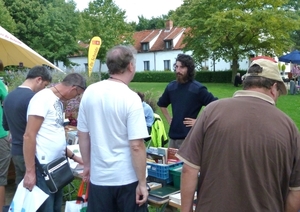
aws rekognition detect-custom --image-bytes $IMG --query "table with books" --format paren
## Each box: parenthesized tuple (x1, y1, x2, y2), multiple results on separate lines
(168, 192, 197, 211)
(146, 147, 184, 212)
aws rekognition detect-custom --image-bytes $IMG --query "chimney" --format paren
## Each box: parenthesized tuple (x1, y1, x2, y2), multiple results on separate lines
(165, 20, 173, 30)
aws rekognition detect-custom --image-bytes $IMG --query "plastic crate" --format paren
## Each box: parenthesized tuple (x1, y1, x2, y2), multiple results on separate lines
(170, 165, 183, 189)
(147, 161, 183, 180)
(147, 176, 172, 187)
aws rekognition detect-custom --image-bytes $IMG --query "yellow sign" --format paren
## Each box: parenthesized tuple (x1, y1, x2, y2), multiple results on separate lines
(88, 36, 102, 77)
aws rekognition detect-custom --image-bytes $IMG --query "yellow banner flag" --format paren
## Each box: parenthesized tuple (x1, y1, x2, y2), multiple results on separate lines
(88, 36, 102, 77)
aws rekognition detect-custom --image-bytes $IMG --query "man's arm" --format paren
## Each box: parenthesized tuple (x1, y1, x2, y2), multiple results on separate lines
(181, 163, 199, 212)
(23, 115, 44, 190)
(130, 139, 148, 206)
(66, 148, 83, 165)
(285, 190, 300, 212)
(160, 107, 172, 125)
(78, 130, 91, 180)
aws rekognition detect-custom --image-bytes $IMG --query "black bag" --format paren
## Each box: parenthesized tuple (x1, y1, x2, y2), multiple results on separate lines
(36, 156, 74, 193)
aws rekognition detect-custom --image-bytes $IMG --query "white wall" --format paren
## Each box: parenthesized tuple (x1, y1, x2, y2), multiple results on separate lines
(202, 58, 250, 71)
(135, 51, 249, 72)
(61, 52, 250, 73)
(135, 50, 192, 71)
(57, 57, 108, 73)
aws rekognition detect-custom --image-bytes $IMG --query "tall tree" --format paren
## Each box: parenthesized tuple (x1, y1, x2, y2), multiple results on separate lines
(0, 0, 16, 32)
(3, 0, 44, 47)
(173, 0, 300, 80)
(31, 0, 80, 66)
(135, 15, 168, 31)
(78, 0, 134, 68)
(287, 0, 300, 50)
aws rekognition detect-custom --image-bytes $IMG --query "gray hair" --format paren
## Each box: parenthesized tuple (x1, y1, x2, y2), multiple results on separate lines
(106, 45, 136, 74)
(62, 73, 86, 90)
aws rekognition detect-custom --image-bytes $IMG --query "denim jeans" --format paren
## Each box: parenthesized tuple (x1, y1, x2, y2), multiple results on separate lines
(36, 165, 63, 212)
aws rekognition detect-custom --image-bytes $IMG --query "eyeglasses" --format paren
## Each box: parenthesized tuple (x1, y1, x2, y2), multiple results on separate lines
(73, 84, 86, 91)
(72, 85, 84, 99)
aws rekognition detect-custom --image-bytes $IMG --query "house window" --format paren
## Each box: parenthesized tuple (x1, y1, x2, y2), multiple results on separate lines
(142, 43, 149, 51)
(164, 60, 171, 71)
(84, 63, 88, 72)
(144, 61, 150, 71)
(165, 40, 172, 49)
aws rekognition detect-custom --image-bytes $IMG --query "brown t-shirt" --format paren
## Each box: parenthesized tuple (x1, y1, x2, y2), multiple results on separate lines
(177, 90, 300, 212)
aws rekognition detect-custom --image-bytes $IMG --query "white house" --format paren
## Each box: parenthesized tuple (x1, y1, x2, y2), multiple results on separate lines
(133, 20, 249, 71)
(58, 20, 249, 73)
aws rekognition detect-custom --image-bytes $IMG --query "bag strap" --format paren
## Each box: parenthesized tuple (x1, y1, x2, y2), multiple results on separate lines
(76, 181, 89, 204)
(35, 156, 48, 177)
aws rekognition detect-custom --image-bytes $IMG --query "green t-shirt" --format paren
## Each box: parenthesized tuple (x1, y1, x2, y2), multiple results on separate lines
(0, 80, 8, 138)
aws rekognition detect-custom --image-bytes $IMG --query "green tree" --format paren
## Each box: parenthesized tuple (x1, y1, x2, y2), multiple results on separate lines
(31, 0, 80, 66)
(3, 0, 44, 47)
(287, 0, 300, 50)
(174, 0, 300, 81)
(135, 15, 168, 31)
(78, 0, 134, 71)
(0, 0, 16, 32)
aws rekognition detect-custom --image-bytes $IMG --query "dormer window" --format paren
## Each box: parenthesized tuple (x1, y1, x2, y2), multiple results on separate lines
(165, 40, 172, 49)
(142, 43, 149, 51)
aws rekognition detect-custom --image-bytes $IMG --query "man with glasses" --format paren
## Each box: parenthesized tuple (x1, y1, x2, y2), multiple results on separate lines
(23, 73, 86, 212)
(176, 59, 300, 212)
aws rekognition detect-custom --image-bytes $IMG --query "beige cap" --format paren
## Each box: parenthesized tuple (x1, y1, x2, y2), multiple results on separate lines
(245, 59, 287, 95)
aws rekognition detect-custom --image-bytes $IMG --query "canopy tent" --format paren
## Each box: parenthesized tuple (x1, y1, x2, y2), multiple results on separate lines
(0, 26, 64, 72)
(278, 50, 300, 65)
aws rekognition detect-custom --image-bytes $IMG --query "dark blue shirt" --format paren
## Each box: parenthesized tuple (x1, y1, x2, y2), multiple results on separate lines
(157, 80, 218, 139)
(3, 87, 35, 155)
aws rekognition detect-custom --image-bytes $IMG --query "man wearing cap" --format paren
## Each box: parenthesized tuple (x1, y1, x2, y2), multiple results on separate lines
(176, 59, 300, 212)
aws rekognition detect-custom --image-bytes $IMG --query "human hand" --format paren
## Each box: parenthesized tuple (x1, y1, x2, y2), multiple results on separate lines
(23, 171, 36, 191)
(183, 118, 196, 127)
(81, 167, 90, 182)
(136, 182, 148, 206)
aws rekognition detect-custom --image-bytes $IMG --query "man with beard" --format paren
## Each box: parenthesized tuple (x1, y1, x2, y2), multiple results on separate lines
(157, 54, 218, 149)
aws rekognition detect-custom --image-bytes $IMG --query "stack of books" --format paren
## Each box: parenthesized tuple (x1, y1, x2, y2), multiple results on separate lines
(169, 191, 197, 205)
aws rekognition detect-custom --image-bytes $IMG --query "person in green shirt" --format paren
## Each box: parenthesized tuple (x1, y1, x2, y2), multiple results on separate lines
(0, 59, 9, 211)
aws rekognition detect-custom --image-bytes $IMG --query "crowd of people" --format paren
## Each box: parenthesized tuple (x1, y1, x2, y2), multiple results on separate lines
(0, 48, 300, 212)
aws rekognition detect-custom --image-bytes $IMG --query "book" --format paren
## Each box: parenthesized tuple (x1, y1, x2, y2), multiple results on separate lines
(167, 148, 180, 163)
(147, 182, 162, 190)
(149, 186, 180, 198)
(169, 191, 197, 205)
(169, 192, 181, 204)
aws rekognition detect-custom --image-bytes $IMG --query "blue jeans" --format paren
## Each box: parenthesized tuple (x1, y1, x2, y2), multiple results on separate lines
(36, 165, 63, 212)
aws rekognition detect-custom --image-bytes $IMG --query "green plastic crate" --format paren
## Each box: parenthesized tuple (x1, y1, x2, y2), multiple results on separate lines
(169, 165, 182, 189)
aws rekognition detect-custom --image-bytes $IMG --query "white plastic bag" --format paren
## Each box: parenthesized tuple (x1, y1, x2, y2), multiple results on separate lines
(65, 201, 87, 212)
(9, 179, 49, 212)
(65, 181, 88, 212)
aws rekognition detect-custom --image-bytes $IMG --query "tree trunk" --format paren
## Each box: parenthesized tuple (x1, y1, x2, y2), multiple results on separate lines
(231, 58, 239, 83)
(98, 62, 102, 81)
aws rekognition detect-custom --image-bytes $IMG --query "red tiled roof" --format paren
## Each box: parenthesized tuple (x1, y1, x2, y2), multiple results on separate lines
(133, 26, 188, 52)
